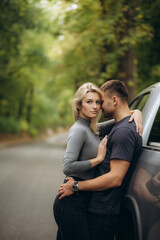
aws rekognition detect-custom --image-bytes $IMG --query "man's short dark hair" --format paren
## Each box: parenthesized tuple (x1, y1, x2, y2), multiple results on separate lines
(100, 80, 128, 101)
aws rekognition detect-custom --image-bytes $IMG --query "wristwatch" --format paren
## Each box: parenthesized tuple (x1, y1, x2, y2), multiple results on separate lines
(72, 181, 79, 193)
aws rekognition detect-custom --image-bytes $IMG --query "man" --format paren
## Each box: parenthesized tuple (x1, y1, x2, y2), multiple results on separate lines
(59, 80, 142, 240)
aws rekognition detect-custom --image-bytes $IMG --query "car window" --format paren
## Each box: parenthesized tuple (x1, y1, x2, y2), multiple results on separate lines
(130, 93, 150, 111)
(148, 107, 160, 148)
(137, 94, 150, 110)
(129, 97, 141, 110)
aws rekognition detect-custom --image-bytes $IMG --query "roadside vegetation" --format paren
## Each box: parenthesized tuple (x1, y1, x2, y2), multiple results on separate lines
(0, 0, 160, 138)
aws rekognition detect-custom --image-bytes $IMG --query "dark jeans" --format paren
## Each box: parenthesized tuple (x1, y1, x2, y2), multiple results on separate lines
(53, 193, 91, 240)
(88, 212, 120, 240)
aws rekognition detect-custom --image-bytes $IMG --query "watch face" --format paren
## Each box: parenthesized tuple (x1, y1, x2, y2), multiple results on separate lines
(72, 181, 79, 192)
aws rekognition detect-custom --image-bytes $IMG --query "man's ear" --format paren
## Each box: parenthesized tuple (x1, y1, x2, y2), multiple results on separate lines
(112, 96, 118, 106)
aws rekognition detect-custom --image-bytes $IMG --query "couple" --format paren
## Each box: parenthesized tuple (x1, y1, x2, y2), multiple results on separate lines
(53, 80, 142, 240)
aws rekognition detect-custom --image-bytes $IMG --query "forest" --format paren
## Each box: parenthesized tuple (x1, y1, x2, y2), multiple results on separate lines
(0, 0, 160, 136)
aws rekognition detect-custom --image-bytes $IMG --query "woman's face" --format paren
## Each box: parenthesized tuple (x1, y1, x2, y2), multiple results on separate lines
(78, 92, 101, 120)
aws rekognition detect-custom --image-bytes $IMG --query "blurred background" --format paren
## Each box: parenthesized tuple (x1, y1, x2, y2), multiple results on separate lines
(0, 0, 160, 138)
(0, 1, 160, 239)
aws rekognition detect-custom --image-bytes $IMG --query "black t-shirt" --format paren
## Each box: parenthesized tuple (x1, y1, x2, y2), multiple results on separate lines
(88, 116, 142, 215)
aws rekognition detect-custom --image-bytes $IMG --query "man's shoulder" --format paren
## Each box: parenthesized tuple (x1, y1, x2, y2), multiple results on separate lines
(114, 116, 137, 134)
(110, 119, 140, 142)
(111, 127, 135, 142)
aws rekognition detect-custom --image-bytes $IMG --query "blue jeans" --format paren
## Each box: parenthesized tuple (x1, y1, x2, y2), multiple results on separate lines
(88, 212, 120, 240)
(53, 193, 91, 240)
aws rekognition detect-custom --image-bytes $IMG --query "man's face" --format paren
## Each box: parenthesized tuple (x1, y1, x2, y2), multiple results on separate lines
(101, 90, 114, 118)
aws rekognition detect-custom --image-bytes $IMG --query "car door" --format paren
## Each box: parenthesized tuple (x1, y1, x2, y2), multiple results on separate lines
(129, 106, 160, 240)
(117, 83, 160, 240)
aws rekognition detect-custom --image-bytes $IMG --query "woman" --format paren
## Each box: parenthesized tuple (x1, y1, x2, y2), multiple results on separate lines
(53, 82, 142, 240)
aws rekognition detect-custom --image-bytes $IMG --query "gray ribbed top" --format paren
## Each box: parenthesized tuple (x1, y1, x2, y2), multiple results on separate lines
(63, 116, 100, 180)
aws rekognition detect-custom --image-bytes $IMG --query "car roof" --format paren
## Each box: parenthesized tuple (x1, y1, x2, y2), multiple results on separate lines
(137, 82, 160, 96)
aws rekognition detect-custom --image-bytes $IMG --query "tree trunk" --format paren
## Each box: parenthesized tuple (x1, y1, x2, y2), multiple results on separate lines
(117, 1, 137, 103)
(26, 87, 34, 124)
(118, 48, 136, 103)
(99, 0, 108, 81)
(17, 89, 27, 120)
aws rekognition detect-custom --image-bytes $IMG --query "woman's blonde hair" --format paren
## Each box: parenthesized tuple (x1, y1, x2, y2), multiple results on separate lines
(72, 82, 102, 134)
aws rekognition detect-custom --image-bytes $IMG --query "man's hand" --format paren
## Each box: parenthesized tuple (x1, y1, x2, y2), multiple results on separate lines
(58, 177, 75, 199)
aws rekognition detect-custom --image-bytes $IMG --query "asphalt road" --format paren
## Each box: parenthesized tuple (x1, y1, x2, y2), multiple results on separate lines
(0, 133, 67, 240)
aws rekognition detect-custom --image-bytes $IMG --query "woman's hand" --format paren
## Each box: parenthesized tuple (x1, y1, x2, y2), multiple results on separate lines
(89, 136, 107, 168)
(97, 136, 107, 162)
(129, 109, 143, 136)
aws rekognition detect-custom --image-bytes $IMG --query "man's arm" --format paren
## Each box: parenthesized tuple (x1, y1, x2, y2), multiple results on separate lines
(79, 159, 130, 191)
(58, 159, 130, 199)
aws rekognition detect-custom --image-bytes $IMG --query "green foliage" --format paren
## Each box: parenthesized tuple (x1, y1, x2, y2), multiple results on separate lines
(28, 127, 38, 138)
(0, 117, 21, 134)
(0, 0, 160, 135)
(20, 120, 29, 132)
(137, 0, 160, 90)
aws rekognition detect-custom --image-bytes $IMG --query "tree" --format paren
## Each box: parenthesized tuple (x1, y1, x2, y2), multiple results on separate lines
(1, 0, 160, 134)
(52, 0, 158, 102)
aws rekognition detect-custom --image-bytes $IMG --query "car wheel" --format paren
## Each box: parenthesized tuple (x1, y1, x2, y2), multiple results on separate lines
(116, 210, 136, 240)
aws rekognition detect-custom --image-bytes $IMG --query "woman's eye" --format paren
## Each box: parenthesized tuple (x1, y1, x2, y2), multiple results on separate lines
(87, 100, 92, 104)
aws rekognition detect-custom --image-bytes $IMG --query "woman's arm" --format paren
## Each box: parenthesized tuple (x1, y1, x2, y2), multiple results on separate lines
(129, 109, 143, 136)
(98, 119, 115, 138)
(63, 129, 107, 176)
(98, 109, 143, 138)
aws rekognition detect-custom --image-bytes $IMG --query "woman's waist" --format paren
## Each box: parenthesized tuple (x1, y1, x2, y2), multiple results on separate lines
(66, 176, 85, 181)
(64, 175, 91, 182)
(65, 168, 96, 181)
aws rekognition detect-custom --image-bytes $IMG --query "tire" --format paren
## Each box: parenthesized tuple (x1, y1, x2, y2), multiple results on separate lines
(116, 210, 135, 240)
